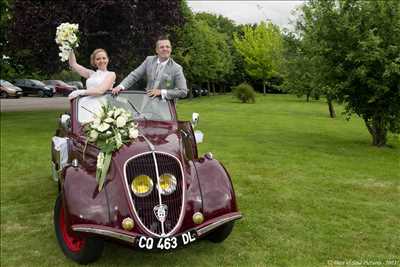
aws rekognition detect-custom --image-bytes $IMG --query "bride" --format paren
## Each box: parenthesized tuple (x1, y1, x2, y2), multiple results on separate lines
(68, 48, 116, 99)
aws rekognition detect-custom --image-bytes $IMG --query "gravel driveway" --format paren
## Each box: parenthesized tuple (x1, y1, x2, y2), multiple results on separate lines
(0, 96, 70, 112)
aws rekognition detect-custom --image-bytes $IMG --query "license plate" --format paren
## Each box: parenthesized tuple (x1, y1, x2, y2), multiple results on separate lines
(136, 230, 197, 250)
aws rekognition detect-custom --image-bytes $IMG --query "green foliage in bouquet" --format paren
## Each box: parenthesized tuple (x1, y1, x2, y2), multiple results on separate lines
(83, 105, 139, 191)
(232, 83, 256, 103)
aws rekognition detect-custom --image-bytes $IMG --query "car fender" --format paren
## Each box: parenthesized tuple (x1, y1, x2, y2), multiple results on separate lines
(61, 165, 111, 227)
(193, 157, 239, 219)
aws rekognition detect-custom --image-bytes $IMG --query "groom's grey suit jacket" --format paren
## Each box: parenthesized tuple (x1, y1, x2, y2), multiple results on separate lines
(119, 56, 188, 99)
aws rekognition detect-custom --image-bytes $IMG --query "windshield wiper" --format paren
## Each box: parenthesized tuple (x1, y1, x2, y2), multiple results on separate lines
(127, 99, 147, 120)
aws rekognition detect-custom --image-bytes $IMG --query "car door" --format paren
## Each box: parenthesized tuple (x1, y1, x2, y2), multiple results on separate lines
(18, 80, 29, 94)
(25, 80, 35, 94)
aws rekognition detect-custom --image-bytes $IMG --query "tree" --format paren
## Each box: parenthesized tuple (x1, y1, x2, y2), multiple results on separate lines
(233, 21, 284, 95)
(7, 0, 185, 79)
(299, 0, 400, 146)
(282, 31, 336, 118)
(174, 17, 233, 97)
(194, 12, 236, 93)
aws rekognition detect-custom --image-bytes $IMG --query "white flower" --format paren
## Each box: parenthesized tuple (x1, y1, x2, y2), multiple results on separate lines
(96, 152, 104, 169)
(91, 118, 101, 129)
(97, 123, 110, 132)
(96, 108, 104, 118)
(104, 117, 114, 123)
(55, 22, 80, 62)
(58, 46, 71, 62)
(89, 130, 98, 141)
(106, 130, 112, 136)
(107, 110, 114, 117)
(116, 116, 127, 128)
(115, 133, 123, 149)
(68, 34, 77, 44)
(113, 108, 122, 118)
(129, 127, 139, 139)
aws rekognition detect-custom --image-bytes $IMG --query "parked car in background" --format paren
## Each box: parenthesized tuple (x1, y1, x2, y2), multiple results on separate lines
(14, 79, 54, 97)
(191, 85, 203, 97)
(0, 79, 23, 98)
(201, 88, 209, 96)
(43, 80, 76, 96)
(66, 81, 83, 89)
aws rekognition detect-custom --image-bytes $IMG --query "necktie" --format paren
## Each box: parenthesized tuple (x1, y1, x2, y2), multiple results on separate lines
(155, 63, 162, 80)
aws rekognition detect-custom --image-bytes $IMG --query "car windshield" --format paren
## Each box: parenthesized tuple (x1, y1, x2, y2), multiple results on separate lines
(32, 80, 46, 86)
(43, 80, 57, 85)
(77, 91, 173, 124)
(0, 80, 13, 87)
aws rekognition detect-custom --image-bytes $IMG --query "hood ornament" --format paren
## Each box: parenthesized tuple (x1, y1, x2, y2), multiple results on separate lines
(153, 204, 168, 223)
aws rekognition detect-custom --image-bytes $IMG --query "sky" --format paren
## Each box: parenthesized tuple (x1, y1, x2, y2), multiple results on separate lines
(187, 1, 304, 30)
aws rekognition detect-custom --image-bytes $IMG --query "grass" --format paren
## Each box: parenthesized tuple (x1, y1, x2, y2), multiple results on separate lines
(1, 94, 399, 267)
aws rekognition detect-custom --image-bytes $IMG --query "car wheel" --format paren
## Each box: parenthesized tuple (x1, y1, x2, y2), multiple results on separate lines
(206, 221, 235, 243)
(0, 91, 8, 98)
(54, 195, 104, 264)
(38, 90, 45, 97)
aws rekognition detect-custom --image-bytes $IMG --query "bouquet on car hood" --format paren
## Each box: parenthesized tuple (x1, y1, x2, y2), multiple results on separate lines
(83, 104, 139, 191)
(55, 22, 80, 62)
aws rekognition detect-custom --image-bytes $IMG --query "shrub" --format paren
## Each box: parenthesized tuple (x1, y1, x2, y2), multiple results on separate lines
(232, 83, 256, 103)
(50, 70, 81, 81)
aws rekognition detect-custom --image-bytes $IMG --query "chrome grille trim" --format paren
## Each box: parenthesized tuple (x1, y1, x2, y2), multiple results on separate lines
(123, 151, 185, 238)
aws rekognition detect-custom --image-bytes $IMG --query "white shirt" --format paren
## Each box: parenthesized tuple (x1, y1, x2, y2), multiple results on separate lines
(156, 58, 170, 99)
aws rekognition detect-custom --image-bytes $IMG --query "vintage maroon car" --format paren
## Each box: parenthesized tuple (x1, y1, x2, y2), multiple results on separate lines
(51, 91, 241, 264)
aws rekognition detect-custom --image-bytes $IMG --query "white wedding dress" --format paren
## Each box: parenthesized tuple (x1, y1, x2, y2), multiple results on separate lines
(86, 70, 112, 89)
(78, 70, 113, 123)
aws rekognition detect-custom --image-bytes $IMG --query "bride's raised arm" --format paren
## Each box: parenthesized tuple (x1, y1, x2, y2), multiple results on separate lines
(69, 51, 93, 79)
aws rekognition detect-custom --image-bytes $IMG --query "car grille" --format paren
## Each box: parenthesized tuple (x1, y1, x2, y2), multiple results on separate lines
(125, 152, 184, 236)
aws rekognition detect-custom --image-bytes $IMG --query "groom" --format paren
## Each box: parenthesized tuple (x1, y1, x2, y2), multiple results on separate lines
(112, 36, 188, 100)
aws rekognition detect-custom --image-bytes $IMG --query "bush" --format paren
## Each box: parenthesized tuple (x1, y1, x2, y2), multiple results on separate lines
(50, 70, 81, 81)
(232, 83, 256, 103)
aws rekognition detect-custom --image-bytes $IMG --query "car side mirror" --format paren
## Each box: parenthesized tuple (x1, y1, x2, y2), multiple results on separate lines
(60, 114, 71, 131)
(191, 113, 200, 127)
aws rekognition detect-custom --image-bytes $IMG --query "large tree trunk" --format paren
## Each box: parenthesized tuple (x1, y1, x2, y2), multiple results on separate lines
(364, 116, 387, 147)
(327, 97, 336, 118)
(207, 81, 210, 96)
(212, 82, 216, 95)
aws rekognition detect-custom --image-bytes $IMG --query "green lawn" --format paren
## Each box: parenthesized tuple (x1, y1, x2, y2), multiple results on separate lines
(1, 94, 399, 267)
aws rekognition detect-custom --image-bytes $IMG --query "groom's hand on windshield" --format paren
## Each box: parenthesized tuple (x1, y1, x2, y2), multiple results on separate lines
(147, 89, 161, 98)
(112, 86, 123, 95)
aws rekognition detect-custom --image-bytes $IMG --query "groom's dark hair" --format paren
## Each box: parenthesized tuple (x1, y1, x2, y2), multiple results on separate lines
(156, 35, 170, 48)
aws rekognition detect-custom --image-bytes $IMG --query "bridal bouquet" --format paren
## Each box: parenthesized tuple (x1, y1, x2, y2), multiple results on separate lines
(55, 22, 80, 62)
(83, 105, 139, 191)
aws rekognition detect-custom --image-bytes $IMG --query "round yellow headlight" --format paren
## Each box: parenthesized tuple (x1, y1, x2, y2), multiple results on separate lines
(131, 175, 153, 197)
(158, 174, 177, 195)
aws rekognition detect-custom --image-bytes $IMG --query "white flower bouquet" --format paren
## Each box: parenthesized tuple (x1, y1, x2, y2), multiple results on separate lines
(55, 22, 80, 62)
(84, 105, 139, 191)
